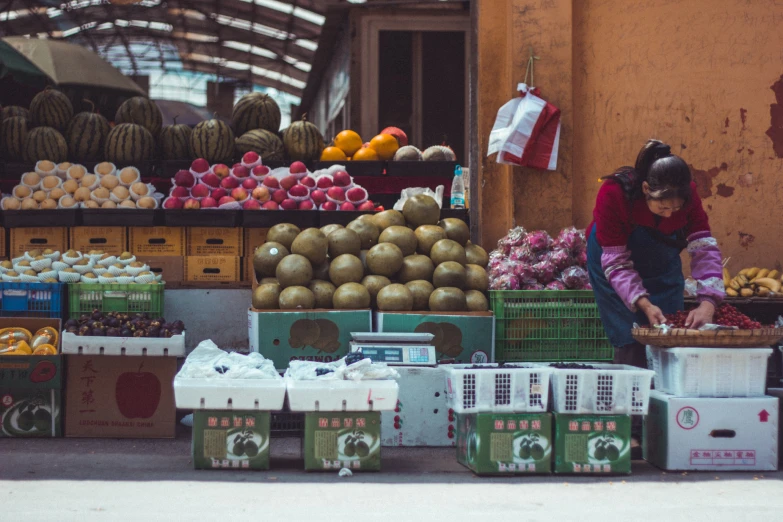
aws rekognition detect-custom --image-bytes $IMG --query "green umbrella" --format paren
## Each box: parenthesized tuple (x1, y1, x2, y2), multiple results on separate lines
(0, 39, 51, 89)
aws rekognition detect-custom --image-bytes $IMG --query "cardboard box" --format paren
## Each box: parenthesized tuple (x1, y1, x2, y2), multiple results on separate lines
(374, 311, 495, 364)
(243, 227, 269, 256)
(553, 413, 632, 474)
(187, 227, 243, 256)
(0, 318, 62, 438)
(0, 227, 6, 258)
(767, 388, 783, 470)
(130, 227, 185, 256)
(135, 256, 184, 284)
(192, 411, 271, 470)
(70, 227, 128, 254)
(304, 412, 381, 471)
(64, 355, 177, 438)
(10, 227, 68, 258)
(184, 256, 241, 283)
(248, 309, 372, 370)
(643, 390, 778, 471)
(243, 257, 251, 282)
(457, 413, 552, 474)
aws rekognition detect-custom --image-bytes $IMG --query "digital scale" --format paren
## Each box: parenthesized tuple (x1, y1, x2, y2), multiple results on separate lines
(349, 332, 438, 367)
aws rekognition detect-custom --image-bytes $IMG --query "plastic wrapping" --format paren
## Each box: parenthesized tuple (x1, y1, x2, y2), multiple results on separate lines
(532, 259, 556, 284)
(177, 340, 279, 380)
(489, 273, 521, 290)
(561, 266, 590, 290)
(524, 230, 553, 252)
(546, 248, 573, 272)
(285, 355, 399, 381)
(555, 226, 587, 254)
(497, 226, 527, 254)
(546, 280, 567, 291)
(509, 244, 539, 265)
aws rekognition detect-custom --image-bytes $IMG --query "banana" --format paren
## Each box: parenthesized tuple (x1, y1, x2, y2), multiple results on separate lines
(723, 267, 732, 287)
(753, 278, 781, 292)
(739, 268, 752, 277)
(741, 288, 754, 297)
(757, 287, 771, 297)
(730, 277, 742, 291)
(726, 287, 739, 297)
(767, 270, 779, 280)
(738, 274, 749, 286)
(746, 267, 761, 279)
(751, 269, 770, 282)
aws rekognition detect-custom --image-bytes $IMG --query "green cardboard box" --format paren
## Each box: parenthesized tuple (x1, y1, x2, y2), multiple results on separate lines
(457, 413, 552, 475)
(192, 411, 271, 470)
(0, 355, 62, 438)
(304, 412, 381, 471)
(374, 311, 495, 363)
(553, 413, 631, 474)
(248, 309, 372, 370)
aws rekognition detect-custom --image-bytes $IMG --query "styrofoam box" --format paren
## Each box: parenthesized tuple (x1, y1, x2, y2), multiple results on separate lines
(174, 376, 286, 410)
(61, 331, 185, 357)
(285, 377, 399, 412)
(549, 363, 655, 415)
(443, 364, 552, 414)
(646, 346, 772, 397)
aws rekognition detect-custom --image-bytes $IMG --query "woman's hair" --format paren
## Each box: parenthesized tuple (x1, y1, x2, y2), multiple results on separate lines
(604, 140, 692, 202)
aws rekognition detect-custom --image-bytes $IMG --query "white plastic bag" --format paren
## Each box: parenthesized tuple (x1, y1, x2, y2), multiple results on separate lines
(177, 340, 279, 380)
(393, 185, 444, 211)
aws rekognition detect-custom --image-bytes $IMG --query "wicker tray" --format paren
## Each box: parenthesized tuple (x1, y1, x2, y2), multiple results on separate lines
(632, 327, 783, 348)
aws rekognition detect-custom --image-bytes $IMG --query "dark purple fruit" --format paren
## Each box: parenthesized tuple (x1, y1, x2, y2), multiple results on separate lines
(65, 319, 79, 329)
(148, 326, 161, 337)
(91, 310, 103, 321)
(120, 328, 132, 337)
(159, 328, 173, 338)
(171, 329, 183, 336)
(66, 326, 79, 334)
(172, 320, 185, 331)
(133, 330, 146, 337)
(106, 327, 120, 337)
(78, 326, 91, 336)
(92, 327, 105, 336)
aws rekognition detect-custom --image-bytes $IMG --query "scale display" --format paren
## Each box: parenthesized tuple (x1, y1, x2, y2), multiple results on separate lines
(349, 343, 437, 366)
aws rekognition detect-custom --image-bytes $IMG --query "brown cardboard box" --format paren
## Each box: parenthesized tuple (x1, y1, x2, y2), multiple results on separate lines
(64, 355, 177, 438)
(0, 227, 6, 258)
(135, 255, 184, 284)
(243, 227, 269, 256)
(10, 227, 68, 258)
(184, 256, 241, 283)
(130, 227, 185, 256)
(70, 227, 128, 254)
(243, 256, 252, 282)
(187, 227, 243, 256)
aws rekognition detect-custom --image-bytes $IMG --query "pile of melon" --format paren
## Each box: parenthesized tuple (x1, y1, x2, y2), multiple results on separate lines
(251, 194, 489, 312)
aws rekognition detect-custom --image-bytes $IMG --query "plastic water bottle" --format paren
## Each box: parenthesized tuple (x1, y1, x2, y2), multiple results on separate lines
(450, 165, 465, 209)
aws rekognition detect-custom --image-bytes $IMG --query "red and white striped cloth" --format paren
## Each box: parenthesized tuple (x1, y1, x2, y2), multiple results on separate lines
(487, 83, 561, 170)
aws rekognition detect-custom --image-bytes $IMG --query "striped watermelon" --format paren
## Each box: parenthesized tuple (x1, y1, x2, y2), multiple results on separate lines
(105, 123, 155, 164)
(232, 92, 281, 136)
(159, 117, 192, 160)
(282, 116, 324, 162)
(29, 88, 73, 132)
(190, 117, 235, 163)
(235, 129, 284, 161)
(115, 96, 163, 137)
(66, 100, 110, 162)
(1, 116, 28, 161)
(24, 126, 68, 163)
(1, 105, 29, 121)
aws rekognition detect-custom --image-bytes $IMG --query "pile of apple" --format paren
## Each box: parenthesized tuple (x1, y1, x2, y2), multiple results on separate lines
(163, 152, 376, 212)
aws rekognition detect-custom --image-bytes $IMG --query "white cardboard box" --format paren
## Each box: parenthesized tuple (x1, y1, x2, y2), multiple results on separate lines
(644, 390, 779, 471)
(61, 331, 186, 357)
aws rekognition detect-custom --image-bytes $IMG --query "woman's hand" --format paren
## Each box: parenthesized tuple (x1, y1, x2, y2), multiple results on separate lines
(637, 297, 667, 326)
(686, 301, 715, 329)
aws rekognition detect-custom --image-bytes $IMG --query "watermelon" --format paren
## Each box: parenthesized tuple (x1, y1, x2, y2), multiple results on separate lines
(1, 116, 27, 161)
(104, 123, 155, 164)
(1, 105, 29, 121)
(66, 100, 110, 162)
(235, 129, 284, 161)
(29, 88, 73, 132)
(24, 126, 68, 163)
(282, 116, 324, 162)
(115, 96, 163, 137)
(232, 92, 281, 136)
(159, 116, 192, 160)
(190, 117, 235, 163)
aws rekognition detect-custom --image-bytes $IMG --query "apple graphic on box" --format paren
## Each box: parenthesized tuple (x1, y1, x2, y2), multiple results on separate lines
(29, 360, 57, 383)
(115, 363, 161, 419)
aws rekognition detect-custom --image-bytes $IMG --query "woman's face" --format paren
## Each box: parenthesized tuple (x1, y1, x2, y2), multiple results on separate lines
(642, 182, 684, 218)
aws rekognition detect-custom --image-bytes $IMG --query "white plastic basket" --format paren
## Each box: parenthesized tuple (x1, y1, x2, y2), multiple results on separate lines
(442, 363, 552, 413)
(646, 346, 771, 397)
(61, 331, 185, 357)
(285, 377, 399, 412)
(174, 376, 286, 410)
(549, 363, 655, 415)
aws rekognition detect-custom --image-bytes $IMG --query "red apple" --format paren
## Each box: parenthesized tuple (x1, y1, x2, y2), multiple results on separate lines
(243, 199, 261, 210)
(290, 161, 307, 174)
(253, 165, 270, 177)
(272, 189, 287, 204)
(115, 364, 161, 419)
(316, 176, 333, 190)
(346, 186, 368, 203)
(174, 170, 195, 188)
(232, 163, 242, 170)
(242, 178, 258, 190)
(327, 186, 346, 202)
(298, 200, 315, 210)
(170, 186, 190, 198)
(213, 164, 230, 179)
(300, 176, 316, 188)
(201, 173, 220, 188)
(320, 201, 337, 211)
(191, 184, 210, 198)
(221, 176, 239, 189)
(280, 175, 298, 191)
(310, 189, 326, 205)
(357, 200, 375, 211)
(190, 158, 210, 174)
(262, 176, 280, 189)
(252, 186, 271, 202)
(163, 197, 183, 209)
(280, 198, 298, 210)
(243, 151, 260, 165)
(231, 187, 248, 201)
(201, 197, 218, 208)
(183, 198, 201, 210)
(233, 165, 250, 178)
(218, 196, 235, 206)
(211, 188, 228, 201)
(262, 201, 279, 210)
(340, 201, 356, 211)
(332, 170, 351, 187)
(289, 185, 309, 198)
(381, 126, 409, 147)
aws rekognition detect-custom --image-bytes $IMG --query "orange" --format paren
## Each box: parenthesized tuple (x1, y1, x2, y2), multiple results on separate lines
(368, 134, 399, 160)
(352, 147, 380, 161)
(320, 146, 347, 161)
(334, 130, 363, 157)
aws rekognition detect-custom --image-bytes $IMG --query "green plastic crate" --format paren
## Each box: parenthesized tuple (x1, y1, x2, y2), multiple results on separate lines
(490, 290, 613, 362)
(68, 283, 164, 319)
